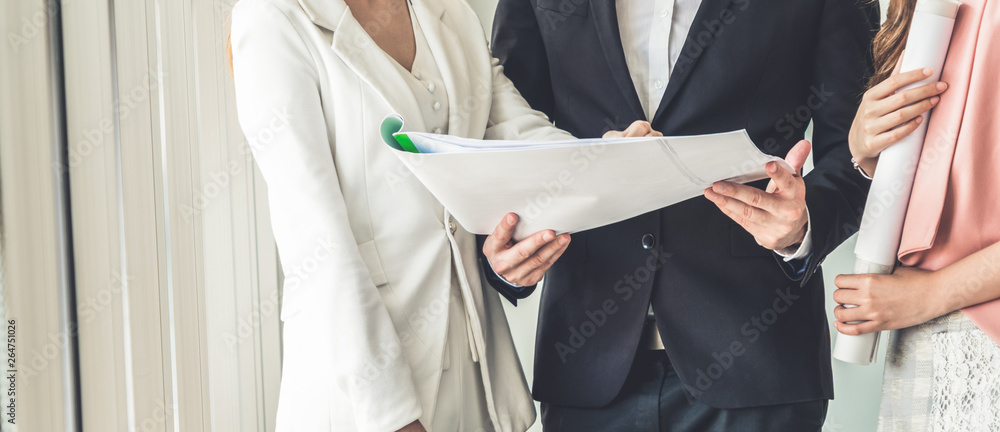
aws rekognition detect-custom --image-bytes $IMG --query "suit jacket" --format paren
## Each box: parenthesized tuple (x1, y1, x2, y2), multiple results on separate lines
(231, 0, 571, 429)
(489, 0, 880, 409)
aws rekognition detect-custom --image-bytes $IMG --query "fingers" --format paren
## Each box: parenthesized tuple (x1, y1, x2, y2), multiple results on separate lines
(834, 320, 881, 336)
(833, 304, 868, 323)
(622, 121, 654, 137)
(605, 121, 660, 138)
(704, 187, 770, 232)
(870, 94, 939, 134)
(872, 81, 947, 118)
(506, 229, 556, 267)
(710, 182, 781, 213)
(765, 162, 802, 198)
(483, 213, 518, 255)
(832, 287, 861, 306)
(868, 68, 933, 100)
(783, 140, 812, 174)
(504, 234, 571, 284)
(867, 117, 924, 155)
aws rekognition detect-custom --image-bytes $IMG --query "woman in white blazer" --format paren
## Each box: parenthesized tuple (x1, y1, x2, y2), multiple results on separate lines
(230, 0, 651, 430)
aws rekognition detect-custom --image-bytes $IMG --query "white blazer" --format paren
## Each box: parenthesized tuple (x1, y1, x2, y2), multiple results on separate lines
(230, 0, 571, 430)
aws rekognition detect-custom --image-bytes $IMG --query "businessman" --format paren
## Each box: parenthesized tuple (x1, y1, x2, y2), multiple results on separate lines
(479, 0, 880, 430)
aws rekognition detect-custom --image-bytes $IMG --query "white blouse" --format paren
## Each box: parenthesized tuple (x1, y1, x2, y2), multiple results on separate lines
(392, 3, 450, 136)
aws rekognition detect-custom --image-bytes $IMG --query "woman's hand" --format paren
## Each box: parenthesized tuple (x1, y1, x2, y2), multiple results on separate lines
(397, 420, 426, 432)
(483, 213, 571, 287)
(832, 266, 951, 335)
(603, 121, 662, 138)
(849, 67, 948, 176)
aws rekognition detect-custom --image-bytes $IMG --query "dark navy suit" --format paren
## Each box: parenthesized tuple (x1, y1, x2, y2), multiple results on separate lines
(482, 0, 880, 428)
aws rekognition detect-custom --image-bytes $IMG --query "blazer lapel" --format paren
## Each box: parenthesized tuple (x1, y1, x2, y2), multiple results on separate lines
(590, 0, 646, 121)
(322, 1, 427, 130)
(651, 0, 735, 124)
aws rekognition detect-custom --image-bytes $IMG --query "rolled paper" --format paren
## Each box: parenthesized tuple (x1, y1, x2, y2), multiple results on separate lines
(833, 0, 961, 365)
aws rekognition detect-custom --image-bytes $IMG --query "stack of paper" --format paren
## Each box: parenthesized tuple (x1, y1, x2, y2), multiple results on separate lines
(380, 115, 791, 241)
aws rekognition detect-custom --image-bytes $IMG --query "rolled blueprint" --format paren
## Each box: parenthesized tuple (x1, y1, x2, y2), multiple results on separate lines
(833, 0, 961, 365)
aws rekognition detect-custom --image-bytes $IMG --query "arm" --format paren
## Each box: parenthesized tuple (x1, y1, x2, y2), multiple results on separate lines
(791, 0, 881, 284)
(833, 240, 1000, 335)
(231, 3, 421, 430)
(704, 0, 880, 285)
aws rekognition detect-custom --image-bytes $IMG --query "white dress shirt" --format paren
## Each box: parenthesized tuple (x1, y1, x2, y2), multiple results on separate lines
(615, 0, 812, 260)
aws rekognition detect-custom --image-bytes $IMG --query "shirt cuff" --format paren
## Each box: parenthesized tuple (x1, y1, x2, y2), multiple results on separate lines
(774, 208, 813, 262)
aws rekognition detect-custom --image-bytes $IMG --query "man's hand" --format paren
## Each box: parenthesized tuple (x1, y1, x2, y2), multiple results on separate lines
(704, 140, 812, 251)
(397, 420, 427, 432)
(483, 213, 571, 287)
(603, 121, 662, 138)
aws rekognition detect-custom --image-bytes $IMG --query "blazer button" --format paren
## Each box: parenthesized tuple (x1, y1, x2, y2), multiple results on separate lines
(641, 233, 655, 250)
(448, 218, 457, 234)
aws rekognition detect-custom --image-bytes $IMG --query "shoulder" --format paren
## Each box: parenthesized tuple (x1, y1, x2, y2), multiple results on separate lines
(232, 0, 311, 32)
(431, 0, 488, 35)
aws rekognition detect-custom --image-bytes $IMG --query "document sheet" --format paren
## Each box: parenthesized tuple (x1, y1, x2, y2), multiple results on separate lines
(380, 115, 791, 241)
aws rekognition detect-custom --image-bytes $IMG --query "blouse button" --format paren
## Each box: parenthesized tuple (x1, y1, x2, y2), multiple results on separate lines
(428, 82, 437, 93)
(432, 127, 443, 134)
(432, 101, 441, 111)
(414, 72, 423, 80)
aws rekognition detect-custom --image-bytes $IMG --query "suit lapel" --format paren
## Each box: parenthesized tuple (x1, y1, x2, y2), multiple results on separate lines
(590, 0, 646, 121)
(328, 2, 427, 130)
(651, 0, 735, 124)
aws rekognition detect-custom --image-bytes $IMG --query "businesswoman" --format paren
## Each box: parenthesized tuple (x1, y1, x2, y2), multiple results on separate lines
(835, 0, 1000, 430)
(229, 0, 654, 430)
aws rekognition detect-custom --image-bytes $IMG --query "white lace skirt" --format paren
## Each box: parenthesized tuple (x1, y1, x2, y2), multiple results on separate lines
(878, 311, 1000, 432)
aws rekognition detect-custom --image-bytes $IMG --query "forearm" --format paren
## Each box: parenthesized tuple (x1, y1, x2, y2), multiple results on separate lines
(935, 240, 1000, 313)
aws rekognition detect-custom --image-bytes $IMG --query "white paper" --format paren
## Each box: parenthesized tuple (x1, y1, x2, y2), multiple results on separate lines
(833, 0, 960, 366)
(381, 115, 792, 241)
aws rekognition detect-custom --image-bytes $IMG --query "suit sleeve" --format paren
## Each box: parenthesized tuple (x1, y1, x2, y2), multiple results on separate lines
(231, 2, 422, 430)
(789, 0, 880, 285)
(475, 0, 572, 301)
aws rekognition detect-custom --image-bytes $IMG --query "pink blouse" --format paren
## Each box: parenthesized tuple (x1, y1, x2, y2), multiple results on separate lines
(898, 0, 1000, 346)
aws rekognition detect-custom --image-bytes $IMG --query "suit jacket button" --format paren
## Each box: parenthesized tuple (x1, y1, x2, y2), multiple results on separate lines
(641, 233, 655, 250)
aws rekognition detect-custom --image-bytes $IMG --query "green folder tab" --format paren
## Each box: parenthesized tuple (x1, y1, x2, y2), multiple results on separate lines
(379, 115, 420, 153)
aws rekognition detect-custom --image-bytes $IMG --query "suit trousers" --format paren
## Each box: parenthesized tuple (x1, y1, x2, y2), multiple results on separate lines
(540, 350, 827, 432)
